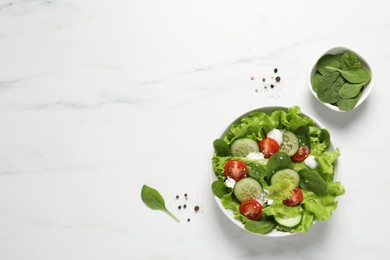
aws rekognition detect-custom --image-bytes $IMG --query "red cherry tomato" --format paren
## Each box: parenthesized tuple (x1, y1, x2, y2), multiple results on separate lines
(258, 138, 280, 158)
(283, 187, 303, 207)
(223, 160, 248, 182)
(291, 146, 310, 162)
(239, 199, 263, 221)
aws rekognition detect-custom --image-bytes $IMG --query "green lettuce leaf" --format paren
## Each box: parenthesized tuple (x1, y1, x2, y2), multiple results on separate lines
(267, 174, 296, 201)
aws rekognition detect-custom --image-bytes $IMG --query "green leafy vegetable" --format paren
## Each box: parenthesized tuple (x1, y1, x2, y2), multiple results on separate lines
(213, 139, 231, 157)
(211, 180, 232, 198)
(294, 126, 311, 148)
(298, 169, 327, 194)
(244, 220, 275, 234)
(316, 54, 342, 75)
(327, 67, 371, 84)
(311, 72, 322, 93)
(337, 96, 361, 111)
(267, 174, 296, 201)
(316, 71, 345, 103)
(211, 106, 345, 234)
(342, 51, 361, 68)
(339, 82, 364, 99)
(311, 50, 371, 111)
(141, 185, 180, 222)
(266, 152, 293, 180)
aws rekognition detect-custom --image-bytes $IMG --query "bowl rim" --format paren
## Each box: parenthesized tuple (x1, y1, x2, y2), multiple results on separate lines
(209, 106, 340, 237)
(308, 46, 375, 112)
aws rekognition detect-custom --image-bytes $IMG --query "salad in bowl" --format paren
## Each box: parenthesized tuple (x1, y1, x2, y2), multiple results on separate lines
(210, 106, 345, 236)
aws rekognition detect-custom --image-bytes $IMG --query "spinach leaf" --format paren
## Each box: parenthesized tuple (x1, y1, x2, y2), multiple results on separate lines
(244, 220, 275, 234)
(141, 185, 180, 222)
(213, 139, 231, 157)
(316, 71, 345, 103)
(311, 72, 323, 93)
(339, 82, 365, 99)
(298, 169, 327, 194)
(342, 51, 361, 68)
(266, 152, 293, 180)
(211, 180, 232, 199)
(336, 67, 371, 84)
(294, 126, 311, 149)
(337, 96, 361, 111)
(319, 129, 330, 149)
(316, 54, 342, 75)
(312, 50, 371, 111)
(248, 163, 268, 187)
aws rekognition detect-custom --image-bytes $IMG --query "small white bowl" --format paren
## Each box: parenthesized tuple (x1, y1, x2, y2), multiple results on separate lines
(309, 46, 375, 112)
(210, 106, 340, 237)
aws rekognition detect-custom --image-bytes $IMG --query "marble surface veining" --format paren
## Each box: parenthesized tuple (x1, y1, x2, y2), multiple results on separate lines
(1, 0, 390, 259)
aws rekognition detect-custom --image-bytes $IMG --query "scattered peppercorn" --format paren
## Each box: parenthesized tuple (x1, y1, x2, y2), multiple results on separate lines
(183, 204, 187, 209)
(270, 84, 274, 89)
(275, 76, 281, 82)
(262, 78, 266, 82)
(178, 205, 181, 210)
(176, 195, 179, 199)
(187, 218, 191, 222)
(194, 206, 200, 212)
(274, 68, 278, 73)
(251, 76, 254, 80)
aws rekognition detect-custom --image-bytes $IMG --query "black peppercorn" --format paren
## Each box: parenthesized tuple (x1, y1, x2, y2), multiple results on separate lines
(194, 206, 200, 212)
(275, 76, 281, 82)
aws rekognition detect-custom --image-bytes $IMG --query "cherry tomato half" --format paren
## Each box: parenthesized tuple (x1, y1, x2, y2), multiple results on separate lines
(224, 160, 248, 182)
(283, 187, 303, 207)
(239, 199, 263, 221)
(258, 138, 280, 158)
(291, 146, 310, 162)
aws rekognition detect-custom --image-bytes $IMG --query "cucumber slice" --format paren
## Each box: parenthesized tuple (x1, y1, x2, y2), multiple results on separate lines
(274, 213, 302, 228)
(271, 169, 300, 186)
(279, 131, 299, 156)
(233, 178, 263, 203)
(230, 138, 260, 157)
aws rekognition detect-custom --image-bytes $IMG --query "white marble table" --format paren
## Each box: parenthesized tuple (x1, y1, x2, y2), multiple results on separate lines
(1, 0, 389, 259)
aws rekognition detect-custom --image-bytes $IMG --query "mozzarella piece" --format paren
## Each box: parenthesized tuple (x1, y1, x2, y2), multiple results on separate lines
(225, 178, 236, 188)
(246, 152, 265, 160)
(267, 128, 284, 145)
(304, 155, 318, 169)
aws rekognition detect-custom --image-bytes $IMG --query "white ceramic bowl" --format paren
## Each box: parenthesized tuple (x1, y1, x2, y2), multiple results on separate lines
(308, 46, 375, 112)
(209, 106, 340, 237)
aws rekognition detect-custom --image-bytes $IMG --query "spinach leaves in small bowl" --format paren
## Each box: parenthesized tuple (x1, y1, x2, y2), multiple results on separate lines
(310, 48, 373, 112)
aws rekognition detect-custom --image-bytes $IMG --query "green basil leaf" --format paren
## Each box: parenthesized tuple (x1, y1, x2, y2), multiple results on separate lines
(298, 169, 327, 194)
(211, 180, 232, 199)
(266, 152, 293, 180)
(213, 139, 231, 157)
(244, 220, 275, 234)
(141, 185, 180, 222)
(339, 82, 365, 99)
